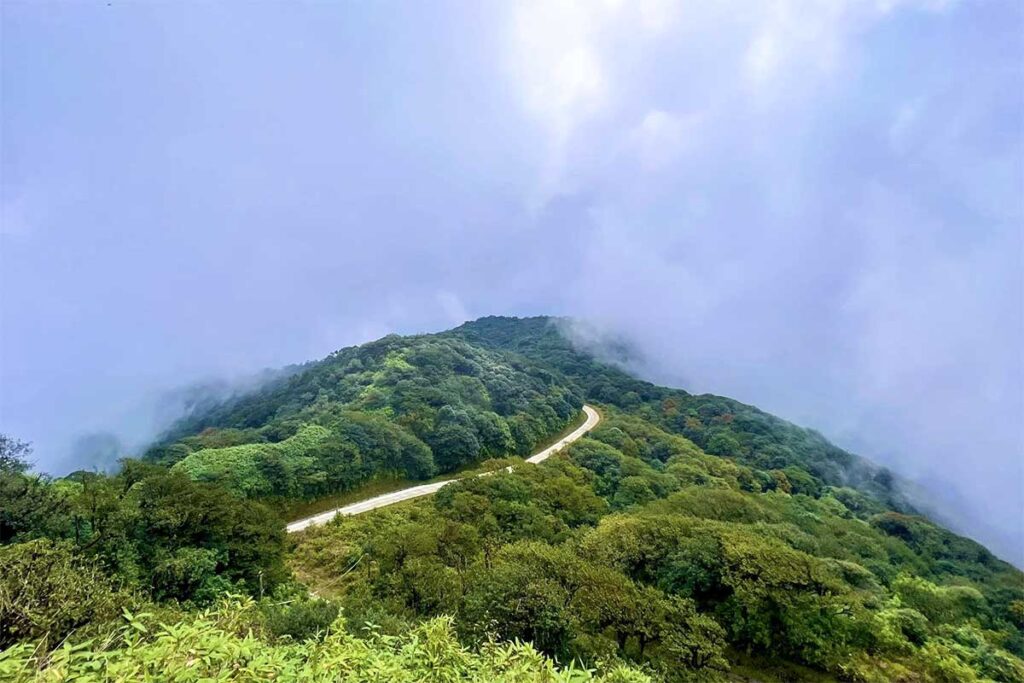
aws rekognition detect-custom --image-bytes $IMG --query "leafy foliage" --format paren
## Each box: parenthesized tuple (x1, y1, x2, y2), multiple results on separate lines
(261, 596, 340, 642)
(453, 316, 909, 507)
(289, 399, 1023, 681)
(3, 316, 1022, 682)
(0, 457, 287, 606)
(154, 335, 581, 501)
(0, 598, 651, 682)
(0, 539, 130, 649)
(0, 439, 66, 544)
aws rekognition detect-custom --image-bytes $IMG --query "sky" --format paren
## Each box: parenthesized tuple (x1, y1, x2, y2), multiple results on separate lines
(1, 1, 1021, 563)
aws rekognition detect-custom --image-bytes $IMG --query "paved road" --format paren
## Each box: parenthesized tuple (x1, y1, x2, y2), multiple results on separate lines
(286, 404, 600, 533)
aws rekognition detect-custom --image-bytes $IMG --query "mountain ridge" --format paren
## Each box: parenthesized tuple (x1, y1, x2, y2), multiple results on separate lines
(153, 314, 999, 563)
(4, 315, 1021, 681)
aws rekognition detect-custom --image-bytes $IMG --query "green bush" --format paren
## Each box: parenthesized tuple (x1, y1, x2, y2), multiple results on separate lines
(0, 539, 130, 649)
(0, 598, 652, 682)
(262, 598, 340, 641)
(173, 425, 330, 498)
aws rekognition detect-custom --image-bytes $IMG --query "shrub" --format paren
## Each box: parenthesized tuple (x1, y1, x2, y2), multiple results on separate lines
(0, 598, 653, 682)
(0, 539, 130, 649)
(262, 598, 340, 641)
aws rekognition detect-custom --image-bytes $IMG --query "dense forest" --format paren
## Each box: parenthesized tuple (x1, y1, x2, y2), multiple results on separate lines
(151, 333, 581, 500)
(2, 316, 1021, 681)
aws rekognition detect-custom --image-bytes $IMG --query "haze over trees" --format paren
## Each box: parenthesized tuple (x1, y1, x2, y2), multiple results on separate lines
(2, 317, 1021, 681)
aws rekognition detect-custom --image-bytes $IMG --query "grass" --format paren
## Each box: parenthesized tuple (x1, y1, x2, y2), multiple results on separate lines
(279, 407, 593, 523)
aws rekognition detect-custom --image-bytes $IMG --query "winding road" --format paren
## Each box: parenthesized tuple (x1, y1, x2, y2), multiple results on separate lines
(286, 404, 600, 533)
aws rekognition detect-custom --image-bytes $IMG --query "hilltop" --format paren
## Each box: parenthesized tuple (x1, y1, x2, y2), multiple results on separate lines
(146, 328, 581, 501)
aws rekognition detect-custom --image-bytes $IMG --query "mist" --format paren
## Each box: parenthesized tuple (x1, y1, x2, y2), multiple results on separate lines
(2, 1, 1021, 563)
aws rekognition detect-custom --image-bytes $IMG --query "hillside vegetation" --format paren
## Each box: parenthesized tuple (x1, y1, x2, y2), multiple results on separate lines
(152, 334, 581, 500)
(0, 597, 648, 682)
(1, 316, 1021, 681)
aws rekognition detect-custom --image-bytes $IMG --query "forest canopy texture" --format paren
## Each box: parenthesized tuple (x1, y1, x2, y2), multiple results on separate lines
(1, 316, 1021, 682)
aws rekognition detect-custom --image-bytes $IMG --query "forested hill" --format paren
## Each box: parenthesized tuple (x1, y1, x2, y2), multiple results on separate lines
(145, 328, 584, 499)
(147, 314, 900, 508)
(453, 316, 910, 508)
(3, 316, 1022, 681)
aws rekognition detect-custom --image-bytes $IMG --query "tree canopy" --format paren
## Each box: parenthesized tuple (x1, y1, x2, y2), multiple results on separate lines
(3, 316, 1021, 682)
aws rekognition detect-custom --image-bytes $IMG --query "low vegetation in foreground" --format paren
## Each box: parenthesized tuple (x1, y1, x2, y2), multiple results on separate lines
(0, 597, 649, 682)
(1, 317, 1021, 681)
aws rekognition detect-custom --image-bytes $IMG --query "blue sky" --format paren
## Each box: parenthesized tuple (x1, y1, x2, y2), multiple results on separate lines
(2, 1, 1021, 562)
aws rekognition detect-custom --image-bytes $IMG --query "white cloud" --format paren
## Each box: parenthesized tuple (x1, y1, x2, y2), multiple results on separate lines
(508, 1, 609, 136)
(500, 0, 974, 219)
(635, 0, 680, 32)
(742, 1, 859, 92)
(627, 109, 704, 171)
(741, 0, 959, 93)
(436, 290, 470, 325)
(506, 1, 610, 207)
(500, 0, 1017, 561)
(505, 0, 683, 205)
(889, 100, 921, 154)
(505, 0, 961, 206)
(1, 195, 37, 238)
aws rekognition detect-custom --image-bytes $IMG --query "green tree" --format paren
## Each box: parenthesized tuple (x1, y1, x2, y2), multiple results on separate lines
(0, 436, 69, 544)
(705, 431, 742, 457)
(0, 434, 33, 474)
(429, 406, 482, 471)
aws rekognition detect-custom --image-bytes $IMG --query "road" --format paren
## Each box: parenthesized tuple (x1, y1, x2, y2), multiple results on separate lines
(286, 404, 600, 533)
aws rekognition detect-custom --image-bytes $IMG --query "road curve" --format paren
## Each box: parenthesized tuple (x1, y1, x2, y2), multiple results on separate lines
(287, 404, 600, 533)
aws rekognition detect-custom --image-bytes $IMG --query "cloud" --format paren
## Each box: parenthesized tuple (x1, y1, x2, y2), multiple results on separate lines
(0, 195, 36, 238)
(506, 0, 609, 204)
(504, 0, 1021, 562)
(741, 0, 960, 91)
(626, 110, 700, 171)
(436, 290, 470, 326)
(2, 0, 1019, 567)
(888, 101, 922, 154)
(504, 0, 684, 204)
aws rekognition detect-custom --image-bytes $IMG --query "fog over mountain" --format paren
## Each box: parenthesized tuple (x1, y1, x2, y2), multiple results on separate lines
(2, 0, 1021, 565)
